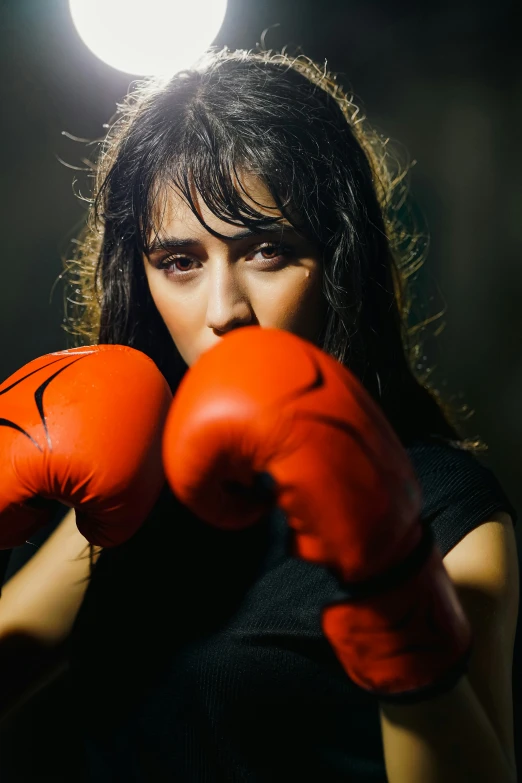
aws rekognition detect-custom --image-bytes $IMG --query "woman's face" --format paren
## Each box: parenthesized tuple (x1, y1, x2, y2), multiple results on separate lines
(143, 173, 327, 367)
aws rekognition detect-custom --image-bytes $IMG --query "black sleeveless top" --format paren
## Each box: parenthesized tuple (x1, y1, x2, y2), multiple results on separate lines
(59, 437, 518, 783)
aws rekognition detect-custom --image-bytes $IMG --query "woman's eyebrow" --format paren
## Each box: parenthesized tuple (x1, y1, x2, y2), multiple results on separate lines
(147, 222, 296, 254)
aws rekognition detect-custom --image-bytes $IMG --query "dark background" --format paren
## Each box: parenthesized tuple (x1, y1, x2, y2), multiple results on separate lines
(0, 0, 520, 779)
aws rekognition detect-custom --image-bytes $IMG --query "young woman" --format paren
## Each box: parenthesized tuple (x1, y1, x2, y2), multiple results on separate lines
(0, 48, 519, 782)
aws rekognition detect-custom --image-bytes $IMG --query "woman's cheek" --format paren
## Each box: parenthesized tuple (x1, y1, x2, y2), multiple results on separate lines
(276, 269, 326, 340)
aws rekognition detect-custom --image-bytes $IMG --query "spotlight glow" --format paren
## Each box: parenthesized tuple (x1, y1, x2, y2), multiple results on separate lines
(69, 0, 228, 76)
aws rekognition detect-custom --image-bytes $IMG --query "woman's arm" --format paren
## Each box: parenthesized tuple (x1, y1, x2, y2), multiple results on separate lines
(380, 673, 516, 783)
(0, 509, 102, 724)
(379, 512, 519, 783)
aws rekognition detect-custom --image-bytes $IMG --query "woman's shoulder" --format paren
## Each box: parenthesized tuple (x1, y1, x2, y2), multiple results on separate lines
(405, 436, 518, 557)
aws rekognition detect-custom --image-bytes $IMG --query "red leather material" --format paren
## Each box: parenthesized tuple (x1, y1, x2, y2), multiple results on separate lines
(163, 327, 421, 580)
(322, 543, 472, 696)
(162, 326, 471, 697)
(0, 345, 172, 548)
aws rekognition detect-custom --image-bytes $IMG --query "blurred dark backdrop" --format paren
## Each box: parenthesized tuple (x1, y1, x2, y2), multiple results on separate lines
(0, 0, 520, 779)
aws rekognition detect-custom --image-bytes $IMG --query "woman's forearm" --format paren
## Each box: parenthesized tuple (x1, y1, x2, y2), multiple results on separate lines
(379, 674, 516, 783)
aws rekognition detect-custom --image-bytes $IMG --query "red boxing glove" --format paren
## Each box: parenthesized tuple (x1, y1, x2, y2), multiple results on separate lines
(162, 326, 472, 703)
(0, 345, 172, 549)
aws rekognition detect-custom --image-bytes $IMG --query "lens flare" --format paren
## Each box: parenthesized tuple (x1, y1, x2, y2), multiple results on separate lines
(69, 0, 228, 76)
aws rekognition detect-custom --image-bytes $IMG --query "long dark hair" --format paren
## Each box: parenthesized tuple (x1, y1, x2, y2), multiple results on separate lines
(65, 46, 483, 453)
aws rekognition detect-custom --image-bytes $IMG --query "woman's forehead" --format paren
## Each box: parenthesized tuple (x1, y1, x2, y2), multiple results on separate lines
(150, 173, 284, 237)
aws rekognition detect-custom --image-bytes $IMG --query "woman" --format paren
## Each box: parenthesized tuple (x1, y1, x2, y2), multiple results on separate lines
(0, 47, 519, 781)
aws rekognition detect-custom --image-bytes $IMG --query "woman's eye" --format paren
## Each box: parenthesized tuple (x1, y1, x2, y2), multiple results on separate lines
(157, 256, 199, 276)
(252, 242, 293, 266)
(158, 242, 293, 279)
(167, 257, 196, 273)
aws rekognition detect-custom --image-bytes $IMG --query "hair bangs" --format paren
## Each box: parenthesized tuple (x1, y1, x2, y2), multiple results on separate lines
(143, 142, 307, 257)
(181, 159, 297, 238)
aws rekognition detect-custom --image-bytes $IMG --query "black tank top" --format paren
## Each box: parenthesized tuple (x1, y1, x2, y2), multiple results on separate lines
(61, 437, 518, 782)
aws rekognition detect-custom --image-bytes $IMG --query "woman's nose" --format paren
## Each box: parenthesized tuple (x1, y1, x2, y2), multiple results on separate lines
(204, 262, 254, 334)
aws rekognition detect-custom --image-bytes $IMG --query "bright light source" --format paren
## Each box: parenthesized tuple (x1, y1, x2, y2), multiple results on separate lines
(69, 0, 228, 76)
